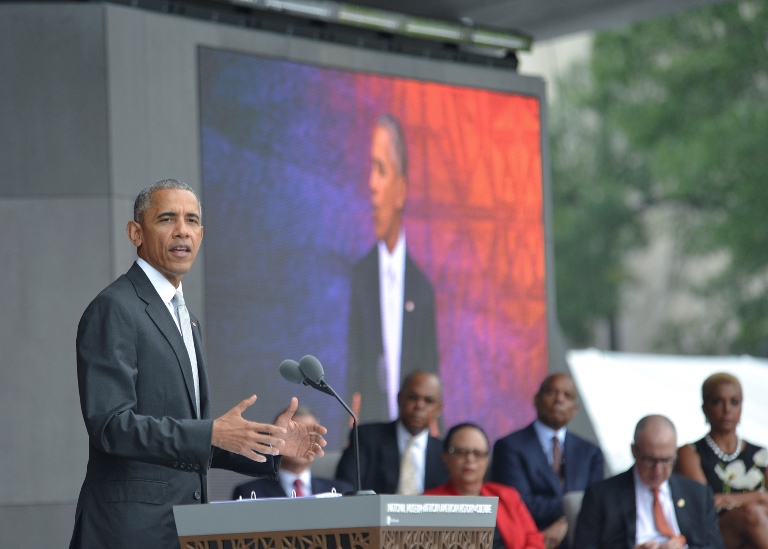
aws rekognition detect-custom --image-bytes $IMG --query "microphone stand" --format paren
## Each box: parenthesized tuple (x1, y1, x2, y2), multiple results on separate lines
(312, 379, 375, 496)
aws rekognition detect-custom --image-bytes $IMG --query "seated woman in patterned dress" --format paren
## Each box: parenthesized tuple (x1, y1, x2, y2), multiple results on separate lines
(677, 372, 768, 549)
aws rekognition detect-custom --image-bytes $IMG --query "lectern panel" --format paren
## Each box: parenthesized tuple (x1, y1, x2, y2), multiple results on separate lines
(174, 495, 497, 549)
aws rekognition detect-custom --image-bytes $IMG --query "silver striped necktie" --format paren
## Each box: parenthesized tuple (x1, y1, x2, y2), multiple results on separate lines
(173, 291, 200, 417)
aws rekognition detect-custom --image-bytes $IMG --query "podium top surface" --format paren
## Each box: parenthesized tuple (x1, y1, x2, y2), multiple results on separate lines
(174, 494, 498, 536)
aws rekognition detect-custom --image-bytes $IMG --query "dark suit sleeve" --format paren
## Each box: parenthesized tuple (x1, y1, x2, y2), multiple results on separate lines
(420, 283, 439, 373)
(77, 293, 213, 469)
(335, 428, 360, 486)
(686, 484, 725, 549)
(492, 438, 563, 527)
(211, 448, 279, 478)
(335, 425, 384, 492)
(588, 445, 605, 486)
(572, 485, 603, 549)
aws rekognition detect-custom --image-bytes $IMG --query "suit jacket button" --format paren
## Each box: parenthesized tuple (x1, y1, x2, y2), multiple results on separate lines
(194, 491, 201, 500)
(188, 464, 193, 470)
(174, 462, 179, 468)
(194, 464, 200, 470)
(181, 462, 186, 468)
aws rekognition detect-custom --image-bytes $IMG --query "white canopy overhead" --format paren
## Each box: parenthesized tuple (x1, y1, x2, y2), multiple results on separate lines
(568, 349, 768, 475)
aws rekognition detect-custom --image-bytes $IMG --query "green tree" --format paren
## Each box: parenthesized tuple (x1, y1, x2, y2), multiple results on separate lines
(552, 0, 768, 354)
(550, 64, 650, 348)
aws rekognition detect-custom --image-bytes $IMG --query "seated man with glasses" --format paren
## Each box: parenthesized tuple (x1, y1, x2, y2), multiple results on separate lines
(574, 415, 724, 549)
(424, 423, 545, 549)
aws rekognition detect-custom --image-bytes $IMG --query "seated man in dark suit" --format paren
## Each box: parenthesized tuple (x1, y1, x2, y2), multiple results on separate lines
(574, 415, 724, 549)
(233, 407, 354, 499)
(491, 373, 604, 549)
(335, 371, 447, 494)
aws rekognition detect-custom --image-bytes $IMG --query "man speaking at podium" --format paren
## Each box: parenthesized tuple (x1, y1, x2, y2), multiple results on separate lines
(69, 180, 326, 549)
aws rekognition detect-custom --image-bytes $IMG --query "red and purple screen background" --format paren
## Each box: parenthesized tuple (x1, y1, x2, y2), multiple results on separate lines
(199, 46, 548, 450)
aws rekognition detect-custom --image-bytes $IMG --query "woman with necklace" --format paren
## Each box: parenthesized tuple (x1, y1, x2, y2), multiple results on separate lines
(677, 372, 768, 549)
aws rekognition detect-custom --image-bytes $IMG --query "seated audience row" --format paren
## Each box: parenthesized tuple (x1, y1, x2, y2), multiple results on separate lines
(232, 370, 766, 549)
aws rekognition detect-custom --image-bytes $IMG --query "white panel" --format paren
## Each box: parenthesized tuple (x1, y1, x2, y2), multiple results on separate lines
(570, 349, 768, 474)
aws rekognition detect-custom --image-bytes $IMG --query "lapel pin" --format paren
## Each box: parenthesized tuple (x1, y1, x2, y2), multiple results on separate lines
(677, 498, 685, 507)
(405, 300, 415, 312)
(192, 322, 197, 327)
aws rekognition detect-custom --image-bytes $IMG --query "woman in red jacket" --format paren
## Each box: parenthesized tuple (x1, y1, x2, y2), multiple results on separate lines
(424, 423, 544, 549)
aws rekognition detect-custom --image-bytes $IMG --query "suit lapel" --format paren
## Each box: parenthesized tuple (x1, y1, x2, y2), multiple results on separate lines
(127, 263, 199, 419)
(563, 432, 582, 491)
(191, 313, 209, 419)
(622, 468, 638, 548)
(668, 475, 690, 539)
(384, 422, 402, 492)
(364, 251, 384, 356)
(523, 425, 562, 495)
(401, 254, 416, 369)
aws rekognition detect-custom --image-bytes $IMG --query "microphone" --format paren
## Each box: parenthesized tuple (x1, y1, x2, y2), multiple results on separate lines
(279, 355, 375, 496)
(279, 358, 335, 397)
(279, 359, 305, 385)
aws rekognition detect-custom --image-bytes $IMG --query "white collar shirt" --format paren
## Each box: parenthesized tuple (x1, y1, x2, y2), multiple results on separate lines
(136, 258, 183, 332)
(633, 467, 683, 546)
(533, 419, 567, 467)
(278, 469, 313, 498)
(378, 231, 406, 421)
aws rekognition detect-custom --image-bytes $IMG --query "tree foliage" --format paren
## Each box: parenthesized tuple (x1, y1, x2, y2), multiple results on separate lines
(552, 0, 768, 353)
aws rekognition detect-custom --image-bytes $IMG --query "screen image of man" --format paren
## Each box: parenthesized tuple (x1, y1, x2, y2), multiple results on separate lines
(69, 179, 326, 549)
(335, 371, 448, 494)
(347, 113, 439, 424)
(573, 415, 724, 549)
(491, 373, 604, 548)
(232, 407, 354, 499)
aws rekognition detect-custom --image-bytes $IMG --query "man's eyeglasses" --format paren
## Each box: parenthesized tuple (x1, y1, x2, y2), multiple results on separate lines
(637, 455, 676, 468)
(447, 447, 489, 459)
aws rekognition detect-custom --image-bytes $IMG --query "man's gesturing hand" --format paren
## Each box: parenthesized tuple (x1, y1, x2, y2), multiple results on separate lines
(211, 395, 287, 462)
(274, 397, 328, 460)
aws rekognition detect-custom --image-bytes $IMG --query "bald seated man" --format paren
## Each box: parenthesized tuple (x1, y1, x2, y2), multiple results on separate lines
(335, 371, 448, 494)
(492, 373, 604, 549)
(574, 415, 724, 549)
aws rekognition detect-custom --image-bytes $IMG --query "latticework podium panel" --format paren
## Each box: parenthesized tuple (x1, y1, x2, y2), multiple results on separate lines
(174, 495, 497, 549)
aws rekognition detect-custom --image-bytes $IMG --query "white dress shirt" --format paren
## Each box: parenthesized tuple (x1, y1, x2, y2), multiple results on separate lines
(136, 258, 183, 333)
(278, 469, 312, 497)
(395, 420, 428, 494)
(633, 467, 683, 545)
(378, 231, 406, 420)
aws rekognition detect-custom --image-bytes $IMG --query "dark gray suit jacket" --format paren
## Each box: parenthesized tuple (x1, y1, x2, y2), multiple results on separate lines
(491, 422, 604, 533)
(347, 246, 439, 423)
(574, 468, 724, 549)
(334, 421, 447, 494)
(70, 263, 278, 549)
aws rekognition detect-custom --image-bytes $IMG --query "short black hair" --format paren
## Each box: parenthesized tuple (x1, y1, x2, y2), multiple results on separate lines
(443, 422, 489, 453)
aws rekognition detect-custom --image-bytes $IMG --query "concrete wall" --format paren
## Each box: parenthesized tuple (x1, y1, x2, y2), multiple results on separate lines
(0, 3, 549, 545)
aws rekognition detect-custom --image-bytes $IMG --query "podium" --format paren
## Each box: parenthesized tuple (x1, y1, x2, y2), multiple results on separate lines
(174, 494, 498, 548)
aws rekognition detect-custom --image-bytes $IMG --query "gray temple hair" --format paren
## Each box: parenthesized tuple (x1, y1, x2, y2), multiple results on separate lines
(133, 179, 201, 223)
(376, 113, 408, 179)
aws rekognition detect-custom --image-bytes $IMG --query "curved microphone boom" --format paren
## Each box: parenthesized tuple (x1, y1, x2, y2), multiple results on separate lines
(279, 355, 374, 496)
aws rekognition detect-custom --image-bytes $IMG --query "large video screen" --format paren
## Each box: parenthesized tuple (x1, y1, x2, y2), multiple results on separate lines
(199, 46, 548, 451)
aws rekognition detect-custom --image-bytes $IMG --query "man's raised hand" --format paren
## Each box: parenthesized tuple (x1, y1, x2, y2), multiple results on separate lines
(212, 395, 287, 462)
(274, 397, 328, 460)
